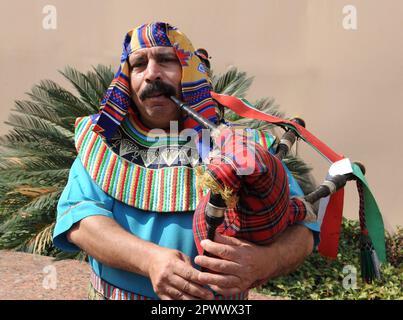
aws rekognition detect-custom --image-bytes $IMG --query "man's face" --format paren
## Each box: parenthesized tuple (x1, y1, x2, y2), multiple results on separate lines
(129, 46, 182, 129)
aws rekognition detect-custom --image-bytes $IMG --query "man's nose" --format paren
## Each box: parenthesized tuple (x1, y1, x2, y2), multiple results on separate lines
(144, 59, 162, 82)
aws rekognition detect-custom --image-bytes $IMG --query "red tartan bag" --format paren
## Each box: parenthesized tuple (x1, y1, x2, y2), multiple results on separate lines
(193, 127, 312, 255)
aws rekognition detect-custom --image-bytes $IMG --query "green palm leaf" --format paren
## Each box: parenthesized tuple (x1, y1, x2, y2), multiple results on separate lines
(211, 66, 254, 98)
(0, 65, 114, 258)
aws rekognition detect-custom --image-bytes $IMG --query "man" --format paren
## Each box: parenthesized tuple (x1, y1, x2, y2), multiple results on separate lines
(52, 22, 319, 300)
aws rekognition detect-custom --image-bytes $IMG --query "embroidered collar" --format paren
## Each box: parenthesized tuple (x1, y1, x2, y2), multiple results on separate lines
(75, 115, 275, 213)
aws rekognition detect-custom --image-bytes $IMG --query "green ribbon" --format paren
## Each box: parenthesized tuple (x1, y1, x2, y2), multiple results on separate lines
(352, 163, 386, 263)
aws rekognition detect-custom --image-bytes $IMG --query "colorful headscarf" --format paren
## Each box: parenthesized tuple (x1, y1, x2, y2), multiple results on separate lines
(93, 22, 217, 139)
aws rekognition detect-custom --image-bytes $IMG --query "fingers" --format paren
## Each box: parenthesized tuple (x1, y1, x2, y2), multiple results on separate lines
(174, 260, 203, 284)
(151, 250, 215, 300)
(208, 284, 243, 297)
(171, 258, 214, 300)
(196, 267, 243, 297)
(213, 232, 245, 246)
(195, 235, 258, 297)
(195, 255, 243, 296)
(159, 286, 200, 300)
(169, 274, 214, 300)
(198, 271, 241, 289)
(200, 239, 239, 261)
(194, 254, 242, 275)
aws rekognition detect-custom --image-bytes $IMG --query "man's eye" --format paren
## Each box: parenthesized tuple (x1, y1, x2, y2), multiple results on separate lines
(159, 57, 178, 64)
(132, 62, 146, 68)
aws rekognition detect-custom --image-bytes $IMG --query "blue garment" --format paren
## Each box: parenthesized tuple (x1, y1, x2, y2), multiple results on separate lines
(53, 157, 320, 299)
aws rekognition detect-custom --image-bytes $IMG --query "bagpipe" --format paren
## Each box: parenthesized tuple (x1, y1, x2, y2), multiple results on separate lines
(170, 94, 386, 283)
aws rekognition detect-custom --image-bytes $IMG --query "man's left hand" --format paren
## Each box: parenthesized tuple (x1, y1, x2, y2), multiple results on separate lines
(194, 232, 271, 296)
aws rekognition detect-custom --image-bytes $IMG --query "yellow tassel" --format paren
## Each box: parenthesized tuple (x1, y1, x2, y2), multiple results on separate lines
(195, 165, 238, 208)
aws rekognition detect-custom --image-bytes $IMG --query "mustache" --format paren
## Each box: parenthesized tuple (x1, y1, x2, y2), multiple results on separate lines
(139, 80, 177, 101)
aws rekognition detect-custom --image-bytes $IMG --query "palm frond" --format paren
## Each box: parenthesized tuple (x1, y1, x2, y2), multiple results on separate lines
(30, 222, 55, 255)
(59, 66, 104, 113)
(227, 97, 285, 127)
(283, 155, 317, 194)
(0, 64, 115, 257)
(92, 64, 115, 91)
(212, 66, 254, 98)
(12, 100, 70, 129)
(28, 80, 95, 119)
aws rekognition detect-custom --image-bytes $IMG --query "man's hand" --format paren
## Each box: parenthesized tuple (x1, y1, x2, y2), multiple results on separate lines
(195, 225, 314, 297)
(194, 233, 267, 296)
(148, 247, 214, 300)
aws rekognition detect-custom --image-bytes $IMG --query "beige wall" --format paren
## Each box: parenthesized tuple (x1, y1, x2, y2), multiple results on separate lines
(0, 0, 402, 229)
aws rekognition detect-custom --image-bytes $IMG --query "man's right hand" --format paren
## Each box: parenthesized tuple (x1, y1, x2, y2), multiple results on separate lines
(148, 247, 214, 300)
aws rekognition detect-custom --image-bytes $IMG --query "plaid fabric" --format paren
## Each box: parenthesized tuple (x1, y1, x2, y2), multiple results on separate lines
(193, 128, 308, 254)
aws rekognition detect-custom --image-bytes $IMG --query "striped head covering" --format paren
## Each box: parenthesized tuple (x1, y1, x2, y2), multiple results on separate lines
(93, 22, 217, 139)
